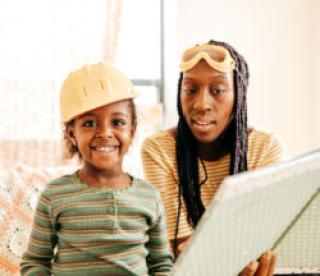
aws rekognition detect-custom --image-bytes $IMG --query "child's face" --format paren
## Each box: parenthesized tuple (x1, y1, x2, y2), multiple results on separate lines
(68, 100, 136, 172)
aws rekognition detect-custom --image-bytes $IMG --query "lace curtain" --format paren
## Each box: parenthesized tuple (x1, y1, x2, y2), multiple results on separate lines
(0, 0, 122, 169)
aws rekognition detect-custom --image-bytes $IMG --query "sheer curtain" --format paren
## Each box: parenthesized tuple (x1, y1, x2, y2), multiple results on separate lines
(0, 0, 122, 169)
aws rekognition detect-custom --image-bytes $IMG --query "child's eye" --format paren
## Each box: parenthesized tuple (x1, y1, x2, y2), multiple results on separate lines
(83, 120, 97, 127)
(112, 119, 126, 127)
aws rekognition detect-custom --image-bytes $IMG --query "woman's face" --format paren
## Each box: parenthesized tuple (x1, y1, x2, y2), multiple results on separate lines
(181, 60, 235, 143)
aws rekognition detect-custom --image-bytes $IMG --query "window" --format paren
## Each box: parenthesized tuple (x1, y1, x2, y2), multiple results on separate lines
(114, 0, 163, 105)
(0, 0, 164, 172)
(0, 0, 163, 140)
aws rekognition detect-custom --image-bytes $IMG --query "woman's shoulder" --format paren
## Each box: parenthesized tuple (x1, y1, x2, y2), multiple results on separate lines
(248, 128, 285, 168)
(143, 128, 176, 143)
(142, 128, 177, 153)
(141, 128, 178, 169)
(248, 128, 283, 147)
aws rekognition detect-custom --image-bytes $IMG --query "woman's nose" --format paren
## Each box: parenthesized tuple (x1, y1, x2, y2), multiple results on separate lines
(193, 89, 213, 111)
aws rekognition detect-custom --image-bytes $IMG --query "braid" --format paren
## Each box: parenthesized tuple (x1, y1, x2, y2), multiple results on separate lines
(208, 40, 249, 174)
(174, 40, 249, 256)
(176, 78, 205, 227)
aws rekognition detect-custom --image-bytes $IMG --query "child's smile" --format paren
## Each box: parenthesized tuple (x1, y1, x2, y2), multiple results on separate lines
(92, 144, 118, 155)
(93, 145, 118, 153)
(89, 143, 121, 164)
(91, 140, 120, 154)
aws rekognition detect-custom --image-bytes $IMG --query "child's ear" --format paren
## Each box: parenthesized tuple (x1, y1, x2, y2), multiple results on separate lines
(130, 123, 137, 138)
(66, 124, 77, 147)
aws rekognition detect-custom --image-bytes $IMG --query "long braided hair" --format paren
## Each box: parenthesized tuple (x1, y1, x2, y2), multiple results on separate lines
(174, 39, 250, 257)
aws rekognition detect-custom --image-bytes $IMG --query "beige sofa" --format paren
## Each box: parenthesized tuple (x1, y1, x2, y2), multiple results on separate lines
(0, 165, 76, 276)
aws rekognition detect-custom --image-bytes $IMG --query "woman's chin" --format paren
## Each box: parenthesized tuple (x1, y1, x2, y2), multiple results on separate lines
(192, 131, 220, 144)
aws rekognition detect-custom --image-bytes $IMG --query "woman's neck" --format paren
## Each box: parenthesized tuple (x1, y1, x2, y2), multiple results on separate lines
(78, 166, 131, 189)
(197, 126, 233, 161)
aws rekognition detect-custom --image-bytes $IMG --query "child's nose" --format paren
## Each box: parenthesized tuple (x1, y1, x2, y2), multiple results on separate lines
(97, 124, 113, 138)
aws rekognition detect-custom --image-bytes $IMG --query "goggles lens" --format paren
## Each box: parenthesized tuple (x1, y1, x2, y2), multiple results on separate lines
(180, 44, 235, 73)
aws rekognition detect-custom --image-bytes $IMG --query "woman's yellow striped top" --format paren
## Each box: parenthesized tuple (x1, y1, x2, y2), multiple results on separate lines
(141, 128, 284, 241)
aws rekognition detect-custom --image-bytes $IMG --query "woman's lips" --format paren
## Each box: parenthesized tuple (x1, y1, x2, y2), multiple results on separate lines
(191, 119, 216, 133)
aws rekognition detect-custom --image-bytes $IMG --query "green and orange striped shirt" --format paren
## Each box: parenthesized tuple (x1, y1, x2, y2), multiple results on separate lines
(20, 173, 173, 276)
(141, 128, 285, 241)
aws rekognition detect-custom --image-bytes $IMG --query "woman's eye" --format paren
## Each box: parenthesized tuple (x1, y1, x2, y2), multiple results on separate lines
(183, 87, 196, 94)
(212, 88, 226, 95)
(83, 120, 97, 127)
(112, 119, 126, 127)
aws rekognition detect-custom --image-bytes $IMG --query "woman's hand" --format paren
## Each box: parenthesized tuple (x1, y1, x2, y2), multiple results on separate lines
(170, 236, 190, 258)
(239, 251, 277, 276)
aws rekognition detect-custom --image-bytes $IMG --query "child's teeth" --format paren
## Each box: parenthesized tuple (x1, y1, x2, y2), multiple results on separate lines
(95, 147, 115, 152)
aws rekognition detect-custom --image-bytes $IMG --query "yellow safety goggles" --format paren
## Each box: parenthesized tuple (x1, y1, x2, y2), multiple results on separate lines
(179, 44, 236, 73)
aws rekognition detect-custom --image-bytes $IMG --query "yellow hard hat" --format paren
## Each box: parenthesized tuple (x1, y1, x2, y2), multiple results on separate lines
(60, 62, 139, 122)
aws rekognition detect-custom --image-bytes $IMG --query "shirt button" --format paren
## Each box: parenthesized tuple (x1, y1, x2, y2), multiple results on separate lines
(106, 193, 113, 199)
(106, 206, 114, 214)
(106, 220, 114, 228)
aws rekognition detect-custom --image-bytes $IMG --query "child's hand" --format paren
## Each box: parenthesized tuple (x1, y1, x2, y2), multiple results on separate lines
(239, 251, 277, 276)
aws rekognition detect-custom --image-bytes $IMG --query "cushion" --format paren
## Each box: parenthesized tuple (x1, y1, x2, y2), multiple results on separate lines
(0, 165, 76, 275)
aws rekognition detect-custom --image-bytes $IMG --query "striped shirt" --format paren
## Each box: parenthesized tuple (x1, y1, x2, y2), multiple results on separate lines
(141, 128, 284, 241)
(20, 173, 173, 276)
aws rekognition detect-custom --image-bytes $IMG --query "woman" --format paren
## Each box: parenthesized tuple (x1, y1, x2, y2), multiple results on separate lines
(142, 40, 284, 275)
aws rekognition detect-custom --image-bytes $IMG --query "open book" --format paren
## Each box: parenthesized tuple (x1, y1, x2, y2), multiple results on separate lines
(172, 149, 320, 276)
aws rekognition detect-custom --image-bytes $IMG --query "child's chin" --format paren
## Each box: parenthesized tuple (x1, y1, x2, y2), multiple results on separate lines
(93, 162, 115, 170)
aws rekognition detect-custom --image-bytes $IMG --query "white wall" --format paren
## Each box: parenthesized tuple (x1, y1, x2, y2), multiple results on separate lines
(163, 0, 179, 126)
(310, 0, 320, 150)
(164, 0, 320, 156)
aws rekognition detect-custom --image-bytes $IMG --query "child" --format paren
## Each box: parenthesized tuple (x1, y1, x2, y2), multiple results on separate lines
(20, 63, 173, 275)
